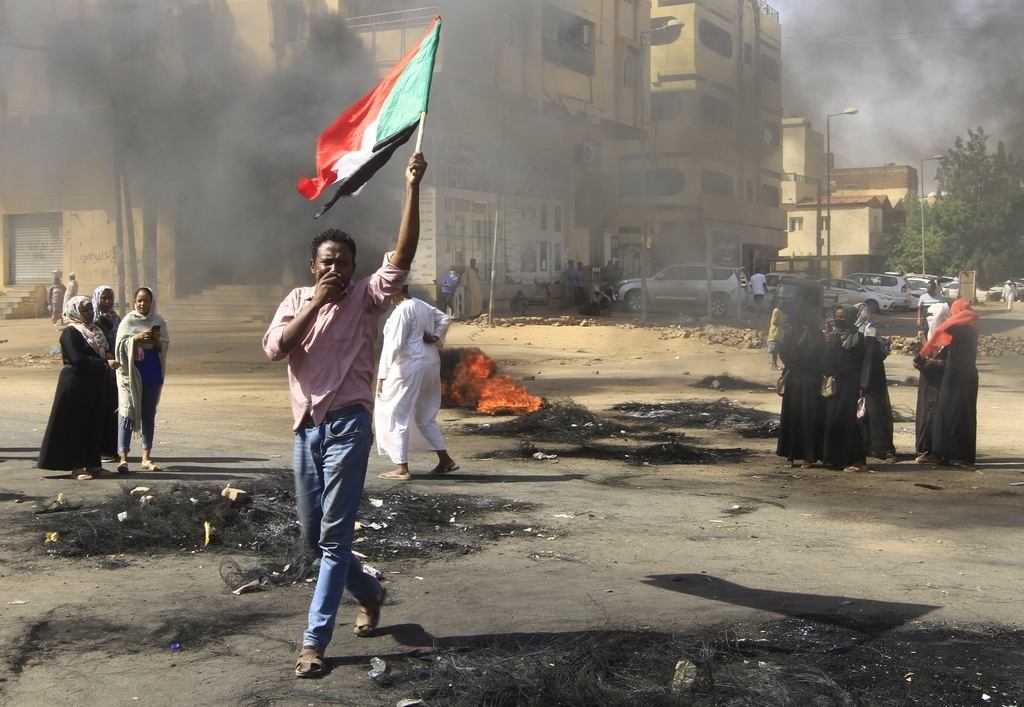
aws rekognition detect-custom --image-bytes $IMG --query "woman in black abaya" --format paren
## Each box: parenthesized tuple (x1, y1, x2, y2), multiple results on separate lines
(822, 303, 868, 472)
(775, 305, 826, 468)
(37, 296, 122, 479)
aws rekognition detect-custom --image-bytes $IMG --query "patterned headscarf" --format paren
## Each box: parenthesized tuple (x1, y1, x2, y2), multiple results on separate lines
(91, 285, 120, 333)
(64, 295, 108, 357)
(854, 302, 877, 338)
(921, 298, 979, 357)
(831, 303, 862, 350)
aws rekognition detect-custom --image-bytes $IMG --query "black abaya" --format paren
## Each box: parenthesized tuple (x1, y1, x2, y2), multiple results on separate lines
(913, 349, 946, 455)
(37, 328, 110, 471)
(858, 337, 896, 460)
(932, 325, 978, 465)
(776, 326, 826, 465)
(823, 335, 868, 469)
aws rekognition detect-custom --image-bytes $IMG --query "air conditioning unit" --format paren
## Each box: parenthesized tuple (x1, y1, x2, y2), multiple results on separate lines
(564, 23, 592, 46)
(574, 139, 599, 169)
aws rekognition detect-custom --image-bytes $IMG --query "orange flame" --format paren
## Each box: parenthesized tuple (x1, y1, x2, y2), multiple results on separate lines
(442, 347, 543, 415)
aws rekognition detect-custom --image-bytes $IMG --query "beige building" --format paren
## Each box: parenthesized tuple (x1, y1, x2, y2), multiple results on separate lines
(621, 0, 786, 278)
(1, 0, 791, 316)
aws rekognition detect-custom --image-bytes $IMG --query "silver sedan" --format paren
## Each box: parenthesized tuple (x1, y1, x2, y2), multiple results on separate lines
(819, 278, 897, 313)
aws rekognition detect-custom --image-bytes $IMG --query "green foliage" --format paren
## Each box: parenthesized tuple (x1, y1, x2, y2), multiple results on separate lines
(886, 128, 1024, 285)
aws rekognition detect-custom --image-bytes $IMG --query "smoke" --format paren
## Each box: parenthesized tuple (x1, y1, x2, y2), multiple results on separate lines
(773, 0, 1024, 170)
(1, 3, 408, 294)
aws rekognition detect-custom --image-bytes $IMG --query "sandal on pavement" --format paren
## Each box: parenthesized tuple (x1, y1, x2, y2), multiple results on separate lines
(379, 471, 411, 480)
(915, 453, 942, 465)
(354, 586, 387, 637)
(428, 463, 459, 476)
(87, 467, 114, 477)
(294, 646, 325, 678)
(139, 460, 162, 471)
(71, 469, 93, 481)
(843, 465, 869, 473)
(116, 462, 130, 474)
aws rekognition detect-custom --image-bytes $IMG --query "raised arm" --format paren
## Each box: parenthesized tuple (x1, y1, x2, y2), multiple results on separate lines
(389, 152, 427, 271)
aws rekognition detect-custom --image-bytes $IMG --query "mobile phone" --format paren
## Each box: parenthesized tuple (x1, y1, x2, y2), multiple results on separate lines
(152, 325, 161, 333)
(824, 318, 835, 333)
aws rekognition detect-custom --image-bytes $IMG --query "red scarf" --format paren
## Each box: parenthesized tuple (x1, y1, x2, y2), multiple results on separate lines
(921, 298, 979, 357)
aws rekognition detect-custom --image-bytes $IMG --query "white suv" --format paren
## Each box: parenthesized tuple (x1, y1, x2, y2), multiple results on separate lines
(844, 272, 914, 310)
(615, 263, 748, 317)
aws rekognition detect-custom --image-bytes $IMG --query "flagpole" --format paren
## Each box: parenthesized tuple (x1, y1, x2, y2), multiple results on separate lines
(415, 111, 426, 153)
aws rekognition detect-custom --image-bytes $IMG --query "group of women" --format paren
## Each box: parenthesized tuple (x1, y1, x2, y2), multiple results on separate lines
(775, 294, 978, 473)
(36, 286, 170, 480)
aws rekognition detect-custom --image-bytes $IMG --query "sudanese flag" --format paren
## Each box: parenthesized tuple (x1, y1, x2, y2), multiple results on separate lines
(297, 16, 441, 214)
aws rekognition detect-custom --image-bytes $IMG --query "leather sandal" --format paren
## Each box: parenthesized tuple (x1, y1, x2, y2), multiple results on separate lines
(354, 586, 387, 637)
(294, 645, 325, 678)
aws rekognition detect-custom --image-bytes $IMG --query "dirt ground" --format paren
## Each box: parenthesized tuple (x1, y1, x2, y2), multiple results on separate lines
(2, 303, 1024, 706)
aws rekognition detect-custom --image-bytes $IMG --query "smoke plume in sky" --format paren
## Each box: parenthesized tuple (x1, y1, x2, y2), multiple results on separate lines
(773, 0, 1024, 179)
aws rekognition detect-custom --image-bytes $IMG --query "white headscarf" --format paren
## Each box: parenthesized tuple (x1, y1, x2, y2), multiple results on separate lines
(927, 302, 951, 339)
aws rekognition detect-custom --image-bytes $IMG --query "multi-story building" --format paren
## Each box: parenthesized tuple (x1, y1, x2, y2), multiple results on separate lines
(620, 0, 786, 279)
(1, 0, 790, 315)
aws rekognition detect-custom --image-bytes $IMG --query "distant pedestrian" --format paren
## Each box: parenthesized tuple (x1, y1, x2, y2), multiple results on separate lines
(376, 286, 458, 480)
(854, 303, 897, 464)
(749, 269, 767, 315)
(61, 272, 79, 324)
(47, 274, 66, 325)
(463, 258, 483, 318)
(1003, 280, 1018, 311)
(916, 279, 945, 340)
(92, 285, 121, 461)
(822, 304, 869, 473)
(766, 304, 786, 370)
(441, 266, 458, 315)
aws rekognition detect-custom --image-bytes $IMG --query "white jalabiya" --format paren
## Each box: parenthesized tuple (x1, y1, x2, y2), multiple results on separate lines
(375, 298, 451, 463)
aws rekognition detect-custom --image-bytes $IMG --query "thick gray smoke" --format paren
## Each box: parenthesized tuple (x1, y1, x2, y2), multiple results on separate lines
(1, 3, 409, 295)
(774, 0, 1023, 171)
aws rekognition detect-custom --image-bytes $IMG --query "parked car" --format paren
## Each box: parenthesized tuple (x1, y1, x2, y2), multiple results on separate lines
(770, 277, 842, 326)
(843, 272, 914, 310)
(615, 263, 748, 317)
(985, 279, 1024, 302)
(819, 278, 897, 313)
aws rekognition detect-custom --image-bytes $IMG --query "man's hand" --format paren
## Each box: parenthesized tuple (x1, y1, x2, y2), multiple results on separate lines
(423, 332, 440, 344)
(406, 152, 427, 188)
(310, 269, 346, 308)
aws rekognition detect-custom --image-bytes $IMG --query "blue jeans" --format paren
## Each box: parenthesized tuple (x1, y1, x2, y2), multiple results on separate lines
(118, 384, 162, 453)
(293, 408, 381, 650)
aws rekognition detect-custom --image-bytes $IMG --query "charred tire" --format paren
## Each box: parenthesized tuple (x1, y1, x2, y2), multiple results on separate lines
(710, 293, 730, 318)
(624, 290, 643, 313)
(865, 299, 880, 314)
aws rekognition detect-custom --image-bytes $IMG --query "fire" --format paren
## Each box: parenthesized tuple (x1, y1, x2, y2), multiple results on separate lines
(442, 347, 543, 415)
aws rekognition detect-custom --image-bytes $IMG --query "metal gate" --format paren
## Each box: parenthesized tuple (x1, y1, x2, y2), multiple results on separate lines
(9, 212, 64, 285)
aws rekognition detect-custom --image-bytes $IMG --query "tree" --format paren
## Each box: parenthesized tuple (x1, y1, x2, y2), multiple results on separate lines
(886, 128, 1024, 286)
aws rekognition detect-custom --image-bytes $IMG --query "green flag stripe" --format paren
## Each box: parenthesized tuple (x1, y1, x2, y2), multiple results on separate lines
(376, 21, 441, 143)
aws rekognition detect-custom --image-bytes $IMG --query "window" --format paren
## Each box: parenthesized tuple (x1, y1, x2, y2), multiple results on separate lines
(760, 54, 780, 82)
(698, 19, 732, 58)
(744, 42, 752, 65)
(540, 242, 549, 271)
(789, 217, 804, 232)
(821, 215, 830, 231)
(554, 205, 562, 232)
(701, 170, 733, 198)
(699, 94, 733, 129)
(540, 203, 548, 231)
(763, 122, 780, 146)
(762, 184, 780, 207)
(623, 54, 635, 89)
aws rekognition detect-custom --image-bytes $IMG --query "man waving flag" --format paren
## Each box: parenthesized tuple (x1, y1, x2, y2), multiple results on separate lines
(297, 16, 441, 218)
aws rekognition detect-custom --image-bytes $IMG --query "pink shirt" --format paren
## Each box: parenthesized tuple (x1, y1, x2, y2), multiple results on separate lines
(263, 252, 407, 431)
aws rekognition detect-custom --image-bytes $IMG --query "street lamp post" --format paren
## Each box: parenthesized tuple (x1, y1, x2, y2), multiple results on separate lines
(825, 107, 858, 278)
(638, 19, 682, 323)
(920, 154, 943, 275)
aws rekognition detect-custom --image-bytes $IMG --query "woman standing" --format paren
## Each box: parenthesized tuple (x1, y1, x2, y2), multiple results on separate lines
(822, 303, 869, 472)
(115, 287, 169, 472)
(854, 303, 897, 463)
(923, 298, 979, 469)
(37, 297, 121, 479)
(775, 305, 825, 468)
(92, 285, 121, 462)
(914, 302, 951, 464)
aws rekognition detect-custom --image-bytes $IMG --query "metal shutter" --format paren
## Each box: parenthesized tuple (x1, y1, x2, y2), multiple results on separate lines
(9, 212, 63, 285)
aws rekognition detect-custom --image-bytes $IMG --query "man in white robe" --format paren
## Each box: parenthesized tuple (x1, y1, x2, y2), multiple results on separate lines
(376, 286, 459, 479)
